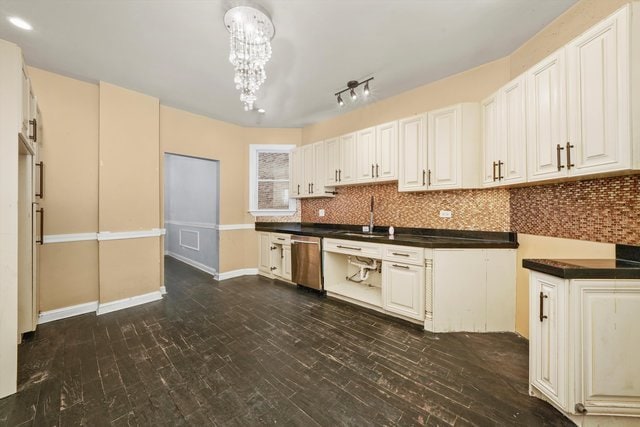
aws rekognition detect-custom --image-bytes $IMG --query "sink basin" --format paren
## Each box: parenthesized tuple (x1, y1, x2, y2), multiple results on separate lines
(335, 232, 387, 239)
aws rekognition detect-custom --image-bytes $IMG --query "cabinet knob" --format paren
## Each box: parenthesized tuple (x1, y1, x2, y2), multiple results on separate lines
(574, 403, 587, 414)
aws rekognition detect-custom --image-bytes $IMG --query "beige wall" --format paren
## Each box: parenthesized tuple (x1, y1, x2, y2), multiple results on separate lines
(515, 235, 614, 337)
(99, 82, 161, 303)
(159, 106, 301, 273)
(302, 57, 510, 144)
(28, 67, 100, 312)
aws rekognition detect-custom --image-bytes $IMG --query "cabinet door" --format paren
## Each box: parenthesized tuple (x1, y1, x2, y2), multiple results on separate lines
(356, 127, 376, 183)
(500, 76, 527, 184)
(481, 94, 500, 186)
(427, 105, 461, 190)
(398, 115, 428, 192)
(529, 272, 568, 410)
(376, 121, 398, 181)
(302, 144, 314, 196)
(566, 6, 630, 176)
(526, 49, 568, 182)
(258, 232, 272, 275)
(282, 245, 292, 281)
(339, 132, 357, 184)
(21, 67, 30, 138)
(312, 141, 325, 195)
(382, 261, 425, 321)
(324, 137, 340, 186)
(572, 280, 640, 415)
(289, 148, 303, 198)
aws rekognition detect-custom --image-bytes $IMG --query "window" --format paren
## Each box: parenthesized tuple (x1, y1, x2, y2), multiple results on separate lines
(249, 144, 296, 216)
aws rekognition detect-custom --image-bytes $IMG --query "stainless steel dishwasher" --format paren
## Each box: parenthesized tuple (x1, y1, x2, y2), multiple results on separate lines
(291, 235, 323, 291)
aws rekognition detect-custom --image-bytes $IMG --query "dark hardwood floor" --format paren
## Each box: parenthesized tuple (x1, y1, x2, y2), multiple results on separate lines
(0, 256, 572, 426)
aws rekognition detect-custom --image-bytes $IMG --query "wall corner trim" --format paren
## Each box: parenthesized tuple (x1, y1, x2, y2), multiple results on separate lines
(216, 268, 259, 281)
(38, 301, 99, 324)
(164, 251, 217, 277)
(97, 291, 163, 315)
(160, 286, 167, 295)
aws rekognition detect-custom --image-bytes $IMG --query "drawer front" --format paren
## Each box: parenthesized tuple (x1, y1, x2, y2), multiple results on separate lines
(271, 233, 291, 245)
(383, 245, 424, 265)
(323, 238, 382, 258)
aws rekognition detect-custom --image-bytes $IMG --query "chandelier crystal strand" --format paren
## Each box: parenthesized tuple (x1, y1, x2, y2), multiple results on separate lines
(224, 6, 274, 111)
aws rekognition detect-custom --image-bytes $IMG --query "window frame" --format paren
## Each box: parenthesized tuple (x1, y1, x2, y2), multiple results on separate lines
(248, 144, 296, 217)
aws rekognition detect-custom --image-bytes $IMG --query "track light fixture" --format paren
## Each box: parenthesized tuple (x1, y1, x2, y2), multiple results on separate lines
(335, 77, 373, 107)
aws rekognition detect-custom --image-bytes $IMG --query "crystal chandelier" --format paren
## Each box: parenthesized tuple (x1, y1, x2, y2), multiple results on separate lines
(224, 6, 275, 111)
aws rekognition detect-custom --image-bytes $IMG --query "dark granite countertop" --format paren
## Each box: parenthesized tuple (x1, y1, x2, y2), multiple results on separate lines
(523, 244, 640, 279)
(255, 223, 519, 249)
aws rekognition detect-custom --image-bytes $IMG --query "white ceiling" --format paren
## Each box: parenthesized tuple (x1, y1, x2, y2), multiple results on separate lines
(0, 0, 576, 128)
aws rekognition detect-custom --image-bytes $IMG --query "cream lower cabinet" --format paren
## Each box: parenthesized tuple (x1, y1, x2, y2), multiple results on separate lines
(529, 271, 640, 423)
(382, 261, 424, 321)
(429, 249, 516, 332)
(258, 232, 292, 281)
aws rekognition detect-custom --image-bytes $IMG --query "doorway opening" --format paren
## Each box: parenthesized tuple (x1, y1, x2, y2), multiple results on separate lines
(163, 153, 220, 282)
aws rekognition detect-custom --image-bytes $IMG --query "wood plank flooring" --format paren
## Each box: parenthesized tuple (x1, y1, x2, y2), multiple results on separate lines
(0, 257, 573, 426)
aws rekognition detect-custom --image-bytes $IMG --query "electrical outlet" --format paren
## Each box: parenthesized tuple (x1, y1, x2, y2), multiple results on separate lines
(439, 210, 452, 218)
(362, 225, 370, 232)
(319, 209, 325, 217)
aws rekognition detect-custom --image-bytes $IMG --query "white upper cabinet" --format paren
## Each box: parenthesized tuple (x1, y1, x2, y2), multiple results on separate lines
(526, 49, 568, 182)
(290, 148, 302, 198)
(356, 126, 376, 182)
(311, 141, 325, 196)
(482, 93, 500, 186)
(375, 120, 398, 181)
(302, 143, 314, 196)
(398, 114, 428, 192)
(428, 105, 461, 189)
(290, 141, 329, 199)
(338, 132, 357, 185)
(566, 5, 631, 176)
(484, 76, 527, 187)
(355, 121, 399, 184)
(427, 103, 481, 190)
(324, 137, 340, 186)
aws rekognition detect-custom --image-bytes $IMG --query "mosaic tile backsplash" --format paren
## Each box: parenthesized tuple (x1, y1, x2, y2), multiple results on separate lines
(510, 174, 640, 245)
(302, 183, 511, 232)
(301, 175, 640, 245)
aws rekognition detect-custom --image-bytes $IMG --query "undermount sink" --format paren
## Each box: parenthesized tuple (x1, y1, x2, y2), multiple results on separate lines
(336, 232, 387, 239)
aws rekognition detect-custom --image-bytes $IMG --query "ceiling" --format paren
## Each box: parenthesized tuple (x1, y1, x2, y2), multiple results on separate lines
(0, 0, 577, 128)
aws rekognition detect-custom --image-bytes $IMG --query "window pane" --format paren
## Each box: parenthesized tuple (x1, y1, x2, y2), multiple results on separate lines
(258, 152, 289, 180)
(258, 181, 290, 210)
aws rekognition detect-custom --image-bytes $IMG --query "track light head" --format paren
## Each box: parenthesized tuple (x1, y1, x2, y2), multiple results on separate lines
(337, 94, 344, 106)
(363, 81, 370, 96)
(350, 88, 357, 100)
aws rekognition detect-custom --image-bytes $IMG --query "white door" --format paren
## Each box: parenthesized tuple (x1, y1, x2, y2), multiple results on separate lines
(324, 137, 340, 186)
(356, 127, 376, 183)
(428, 105, 460, 190)
(289, 148, 302, 198)
(312, 141, 325, 195)
(339, 132, 357, 184)
(573, 280, 640, 416)
(529, 272, 568, 410)
(398, 115, 427, 192)
(566, 6, 630, 176)
(526, 49, 568, 182)
(481, 94, 500, 186)
(258, 232, 272, 276)
(375, 121, 398, 181)
(302, 144, 314, 196)
(382, 261, 425, 321)
(500, 76, 527, 184)
(282, 245, 292, 281)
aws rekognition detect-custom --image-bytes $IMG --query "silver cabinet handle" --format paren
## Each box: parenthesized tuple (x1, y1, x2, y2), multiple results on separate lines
(337, 245, 361, 251)
(392, 264, 410, 269)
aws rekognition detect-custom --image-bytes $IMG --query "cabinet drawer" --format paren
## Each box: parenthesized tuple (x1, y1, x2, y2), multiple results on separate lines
(382, 245, 424, 265)
(271, 233, 291, 245)
(323, 238, 382, 258)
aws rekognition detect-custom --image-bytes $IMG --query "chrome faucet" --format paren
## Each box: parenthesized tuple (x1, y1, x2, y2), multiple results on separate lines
(369, 195, 374, 233)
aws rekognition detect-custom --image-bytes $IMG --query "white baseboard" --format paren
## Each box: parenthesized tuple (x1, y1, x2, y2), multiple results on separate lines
(160, 285, 167, 295)
(164, 251, 217, 276)
(38, 301, 99, 324)
(216, 268, 259, 281)
(97, 291, 163, 315)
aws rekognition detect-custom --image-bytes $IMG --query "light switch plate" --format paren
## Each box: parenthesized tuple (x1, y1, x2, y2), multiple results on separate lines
(440, 210, 452, 218)
(319, 209, 325, 217)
